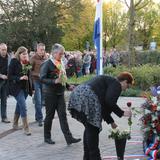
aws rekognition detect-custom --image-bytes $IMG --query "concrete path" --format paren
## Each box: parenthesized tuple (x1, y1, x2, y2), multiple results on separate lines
(0, 93, 147, 160)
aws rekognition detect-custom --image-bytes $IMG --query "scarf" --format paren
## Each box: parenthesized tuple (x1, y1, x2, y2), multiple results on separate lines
(51, 58, 67, 86)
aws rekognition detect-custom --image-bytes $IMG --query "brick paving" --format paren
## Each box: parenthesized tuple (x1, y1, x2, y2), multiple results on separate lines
(0, 93, 148, 160)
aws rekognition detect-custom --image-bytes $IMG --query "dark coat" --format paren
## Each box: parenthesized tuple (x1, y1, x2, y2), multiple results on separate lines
(85, 75, 124, 124)
(40, 59, 69, 95)
(8, 58, 32, 97)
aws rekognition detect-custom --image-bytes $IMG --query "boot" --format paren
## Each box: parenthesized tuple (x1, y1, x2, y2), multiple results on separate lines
(22, 117, 31, 136)
(66, 136, 81, 145)
(13, 114, 20, 130)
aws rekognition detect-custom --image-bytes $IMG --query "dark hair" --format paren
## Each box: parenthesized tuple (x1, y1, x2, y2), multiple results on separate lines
(117, 72, 134, 84)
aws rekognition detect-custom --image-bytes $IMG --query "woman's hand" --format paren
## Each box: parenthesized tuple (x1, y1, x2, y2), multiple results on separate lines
(20, 75, 28, 80)
(111, 122, 118, 129)
(55, 77, 62, 84)
(68, 85, 75, 91)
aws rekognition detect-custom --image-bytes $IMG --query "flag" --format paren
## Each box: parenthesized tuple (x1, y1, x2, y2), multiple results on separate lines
(93, 0, 103, 75)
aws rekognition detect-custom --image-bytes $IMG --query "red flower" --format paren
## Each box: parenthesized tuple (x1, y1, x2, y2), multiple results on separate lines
(22, 60, 29, 65)
(127, 102, 132, 107)
(151, 104, 157, 112)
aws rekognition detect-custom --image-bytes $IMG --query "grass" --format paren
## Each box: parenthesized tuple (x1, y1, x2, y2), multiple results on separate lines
(67, 74, 143, 97)
(67, 74, 95, 85)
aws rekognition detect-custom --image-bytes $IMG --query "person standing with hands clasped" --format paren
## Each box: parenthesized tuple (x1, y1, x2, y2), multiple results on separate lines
(40, 43, 81, 145)
(68, 72, 134, 160)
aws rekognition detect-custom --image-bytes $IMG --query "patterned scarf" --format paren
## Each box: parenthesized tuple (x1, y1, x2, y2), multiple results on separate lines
(51, 58, 67, 86)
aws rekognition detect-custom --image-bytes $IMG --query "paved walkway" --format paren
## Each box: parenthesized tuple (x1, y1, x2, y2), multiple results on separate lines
(0, 93, 148, 160)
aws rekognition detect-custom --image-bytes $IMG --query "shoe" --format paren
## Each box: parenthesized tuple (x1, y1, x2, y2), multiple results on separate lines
(38, 121, 43, 127)
(67, 137, 81, 145)
(45, 138, 55, 144)
(2, 118, 10, 123)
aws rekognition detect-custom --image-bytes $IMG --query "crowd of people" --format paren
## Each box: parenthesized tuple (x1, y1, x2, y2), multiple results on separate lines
(0, 42, 133, 160)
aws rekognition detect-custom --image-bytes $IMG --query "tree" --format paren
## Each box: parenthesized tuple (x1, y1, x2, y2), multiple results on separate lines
(119, 0, 152, 67)
(103, 0, 127, 50)
(62, 0, 95, 51)
(0, 0, 82, 51)
(135, 2, 159, 49)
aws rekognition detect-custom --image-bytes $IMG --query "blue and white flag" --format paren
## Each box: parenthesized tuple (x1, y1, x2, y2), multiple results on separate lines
(93, 0, 103, 75)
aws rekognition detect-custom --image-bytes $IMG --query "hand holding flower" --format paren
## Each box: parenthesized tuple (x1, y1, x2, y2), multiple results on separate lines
(68, 85, 75, 91)
(111, 122, 118, 129)
(55, 77, 62, 84)
(20, 75, 28, 80)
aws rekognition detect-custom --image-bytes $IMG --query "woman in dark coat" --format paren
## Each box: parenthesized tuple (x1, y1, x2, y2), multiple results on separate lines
(8, 46, 32, 136)
(68, 72, 134, 160)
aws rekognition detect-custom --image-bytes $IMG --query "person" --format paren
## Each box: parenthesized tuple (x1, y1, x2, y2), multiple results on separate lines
(68, 72, 134, 160)
(30, 43, 47, 126)
(8, 46, 32, 136)
(109, 48, 120, 68)
(40, 43, 81, 145)
(83, 52, 91, 75)
(0, 43, 11, 123)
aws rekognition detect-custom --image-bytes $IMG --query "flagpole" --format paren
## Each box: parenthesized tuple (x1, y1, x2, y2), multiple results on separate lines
(99, 0, 103, 75)
(93, 0, 103, 75)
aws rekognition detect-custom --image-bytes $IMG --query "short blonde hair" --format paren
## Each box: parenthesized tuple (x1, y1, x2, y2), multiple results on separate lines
(15, 46, 28, 61)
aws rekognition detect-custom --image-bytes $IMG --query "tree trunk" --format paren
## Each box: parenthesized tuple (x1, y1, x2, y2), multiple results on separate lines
(128, 0, 136, 67)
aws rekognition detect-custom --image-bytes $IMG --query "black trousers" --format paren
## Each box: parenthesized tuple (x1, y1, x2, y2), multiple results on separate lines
(0, 83, 7, 120)
(83, 122, 101, 160)
(44, 93, 73, 142)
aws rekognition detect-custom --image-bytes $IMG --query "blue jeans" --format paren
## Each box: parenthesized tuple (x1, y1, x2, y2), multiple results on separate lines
(0, 83, 7, 120)
(33, 81, 43, 121)
(15, 90, 28, 118)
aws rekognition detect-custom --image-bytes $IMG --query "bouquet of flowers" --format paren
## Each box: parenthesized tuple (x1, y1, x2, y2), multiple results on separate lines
(108, 102, 134, 159)
(108, 128, 131, 140)
(140, 91, 160, 159)
(53, 59, 67, 86)
(108, 102, 133, 140)
(21, 60, 32, 75)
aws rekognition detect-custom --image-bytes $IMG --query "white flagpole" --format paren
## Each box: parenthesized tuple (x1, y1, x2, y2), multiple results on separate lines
(99, 0, 103, 75)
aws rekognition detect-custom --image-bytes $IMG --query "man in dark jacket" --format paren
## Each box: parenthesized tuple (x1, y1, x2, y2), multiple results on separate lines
(40, 43, 81, 145)
(0, 43, 11, 123)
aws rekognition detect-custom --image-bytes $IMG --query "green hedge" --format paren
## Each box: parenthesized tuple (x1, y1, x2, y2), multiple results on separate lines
(104, 64, 160, 90)
(136, 50, 160, 65)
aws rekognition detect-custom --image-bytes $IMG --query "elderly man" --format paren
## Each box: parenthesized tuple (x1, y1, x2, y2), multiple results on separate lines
(40, 43, 81, 145)
(0, 43, 11, 123)
(30, 43, 47, 126)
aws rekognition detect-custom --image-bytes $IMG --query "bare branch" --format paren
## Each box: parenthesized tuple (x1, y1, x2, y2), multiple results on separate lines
(124, 0, 130, 8)
(135, 0, 143, 7)
(135, 1, 150, 11)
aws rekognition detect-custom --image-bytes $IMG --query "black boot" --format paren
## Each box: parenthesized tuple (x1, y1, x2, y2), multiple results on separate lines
(67, 137, 81, 145)
(44, 138, 55, 144)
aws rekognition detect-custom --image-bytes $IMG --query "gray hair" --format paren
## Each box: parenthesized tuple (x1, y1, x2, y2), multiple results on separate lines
(51, 43, 65, 54)
(0, 43, 7, 48)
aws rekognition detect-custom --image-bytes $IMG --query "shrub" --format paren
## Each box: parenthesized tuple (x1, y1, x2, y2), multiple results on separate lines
(104, 64, 160, 90)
